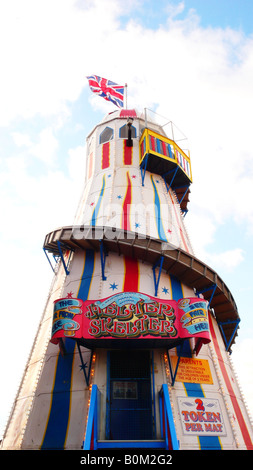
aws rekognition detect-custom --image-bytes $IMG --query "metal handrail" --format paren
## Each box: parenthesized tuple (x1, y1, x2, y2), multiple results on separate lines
(159, 384, 179, 450)
(140, 128, 192, 182)
(83, 384, 100, 450)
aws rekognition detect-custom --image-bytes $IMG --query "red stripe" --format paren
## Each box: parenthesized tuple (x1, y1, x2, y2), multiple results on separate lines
(122, 171, 132, 231)
(168, 192, 189, 252)
(209, 314, 253, 449)
(90, 423, 94, 450)
(123, 140, 132, 165)
(141, 140, 144, 157)
(123, 256, 139, 292)
(88, 152, 93, 179)
(120, 109, 137, 118)
(150, 136, 156, 151)
(102, 142, 110, 169)
(161, 141, 167, 156)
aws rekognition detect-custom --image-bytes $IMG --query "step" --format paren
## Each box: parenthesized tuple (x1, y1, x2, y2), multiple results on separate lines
(97, 440, 166, 449)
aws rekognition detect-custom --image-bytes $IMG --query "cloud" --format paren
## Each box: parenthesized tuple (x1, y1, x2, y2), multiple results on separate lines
(208, 248, 245, 271)
(0, 0, 123, 126)
(11, 128, 59, 166)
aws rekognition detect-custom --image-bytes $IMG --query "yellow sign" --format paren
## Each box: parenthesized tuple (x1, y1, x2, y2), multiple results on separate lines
(171, 356, 213, 384)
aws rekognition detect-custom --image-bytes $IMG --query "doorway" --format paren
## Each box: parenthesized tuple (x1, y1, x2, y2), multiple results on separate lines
(106, 350, 153, 440)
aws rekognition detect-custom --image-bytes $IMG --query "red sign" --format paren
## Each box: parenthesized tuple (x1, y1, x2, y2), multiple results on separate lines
(51, 292, 210, 351)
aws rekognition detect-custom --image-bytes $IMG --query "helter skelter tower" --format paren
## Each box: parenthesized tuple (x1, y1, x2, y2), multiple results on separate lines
(2, 84, 253, 451)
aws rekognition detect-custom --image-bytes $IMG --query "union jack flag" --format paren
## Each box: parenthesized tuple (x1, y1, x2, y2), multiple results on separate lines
(86, 75, 124, 108)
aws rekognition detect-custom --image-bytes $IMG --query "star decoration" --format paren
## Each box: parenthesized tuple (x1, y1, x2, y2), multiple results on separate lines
(110, 282, 118, 291)
(135, 222, 141, 228)
(131, 174, 137, 178)
(90, 202, 95, 206)
(167, 229, 172, 234)
(162, 287, 169, 294)
(117, 195, 122, 199)
(67, 291, 74, 298)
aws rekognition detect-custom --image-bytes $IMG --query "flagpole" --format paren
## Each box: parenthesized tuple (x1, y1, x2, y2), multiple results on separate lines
(124, 83, 127, 109)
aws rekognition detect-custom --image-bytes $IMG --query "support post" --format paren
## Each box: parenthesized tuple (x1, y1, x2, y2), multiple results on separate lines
(43, 247, 56, 273)
(179, 185, 190, 204)
(56, 240, 70, 275)
(162, 166, 179, 193)
(99, 240, 107, 281)
(218, 319, 240, 351)
(140, 154, 149, 186)
(77, 342, 94, 386)
(152, 256, 164, 296)
(196, 283, 217, 309)
(167, 342, 184, 386)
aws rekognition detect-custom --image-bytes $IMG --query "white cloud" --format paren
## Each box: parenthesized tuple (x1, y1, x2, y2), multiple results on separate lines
(11, 133, 33, 148)
(208, 248, 245, 271)
(165, 1, 185, 19)
(0, 0, 124, 125)
(12, 128, 59, 165)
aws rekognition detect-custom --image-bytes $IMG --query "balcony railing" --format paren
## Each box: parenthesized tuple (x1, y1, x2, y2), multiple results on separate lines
(139, 128, 192, 213)
(83, 384, 100, 450)
(159, 384, 179, 450)
(83, 383, 179, 450)
(140, 128, 192, 182)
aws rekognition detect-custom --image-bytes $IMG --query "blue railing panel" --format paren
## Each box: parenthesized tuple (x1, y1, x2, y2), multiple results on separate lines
(159, 384, 179, 450)
(83, 385, 100, 450)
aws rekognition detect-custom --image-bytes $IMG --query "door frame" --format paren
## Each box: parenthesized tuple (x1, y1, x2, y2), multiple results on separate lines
(105, 349, 157, 440)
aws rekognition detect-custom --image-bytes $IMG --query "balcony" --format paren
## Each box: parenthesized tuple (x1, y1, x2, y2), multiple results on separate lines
(139, 128, 192, 213)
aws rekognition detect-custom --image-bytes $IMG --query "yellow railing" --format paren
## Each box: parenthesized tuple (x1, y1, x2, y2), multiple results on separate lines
(139, 128, 192, 183)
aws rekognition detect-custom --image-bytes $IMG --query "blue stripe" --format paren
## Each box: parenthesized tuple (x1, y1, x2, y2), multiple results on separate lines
(198, 436, 222, 450)
(151, 175, 167, 242)
(40, 339, 76, 449)
(170, 275, 222, 450)
(184, 382, 204, 397)
(78, 250, 95, 300)
(170, 274, 183, 300)
(41, 250, 95, 449)
(91, 176, 105, 226)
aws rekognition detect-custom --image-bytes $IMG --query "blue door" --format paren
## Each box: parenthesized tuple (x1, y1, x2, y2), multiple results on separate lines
(107, 350, 153, 440)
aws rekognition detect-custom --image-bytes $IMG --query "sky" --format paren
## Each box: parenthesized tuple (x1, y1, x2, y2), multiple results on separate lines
(1, 0, 253, 439)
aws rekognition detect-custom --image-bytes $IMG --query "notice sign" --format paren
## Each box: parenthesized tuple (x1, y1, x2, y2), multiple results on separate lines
(178, 397, 227, 437)
(171, 357, 213, 384)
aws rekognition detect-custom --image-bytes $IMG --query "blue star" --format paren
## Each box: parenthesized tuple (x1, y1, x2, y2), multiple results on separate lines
(110, 282, 118, 291)
(135, 222, 140, 228)
(117, 195, 122, 199)
(162, 287, 169, 294)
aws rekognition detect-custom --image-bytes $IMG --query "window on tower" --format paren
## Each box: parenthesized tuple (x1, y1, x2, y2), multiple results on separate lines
(119, 124, 137, 139)
(99, 127, 114, 144)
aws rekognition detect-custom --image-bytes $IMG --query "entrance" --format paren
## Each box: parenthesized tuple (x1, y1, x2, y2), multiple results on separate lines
(106, 350, 153, 440)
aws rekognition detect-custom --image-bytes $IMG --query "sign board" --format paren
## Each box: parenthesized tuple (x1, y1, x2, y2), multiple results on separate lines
(51, 292, 210, 350)
(177, 397, 227, 437)
(171, 357, 213, 384)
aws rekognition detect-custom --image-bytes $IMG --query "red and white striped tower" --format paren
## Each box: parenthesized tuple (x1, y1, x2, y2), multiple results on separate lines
(2, 106, 253, 451)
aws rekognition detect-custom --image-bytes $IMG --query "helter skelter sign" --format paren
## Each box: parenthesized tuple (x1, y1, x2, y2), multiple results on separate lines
(50, 292, 211, 352)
